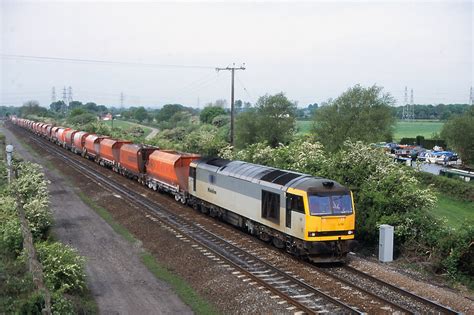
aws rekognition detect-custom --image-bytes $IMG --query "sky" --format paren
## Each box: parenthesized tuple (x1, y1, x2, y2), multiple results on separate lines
(0, 0, 473, 109)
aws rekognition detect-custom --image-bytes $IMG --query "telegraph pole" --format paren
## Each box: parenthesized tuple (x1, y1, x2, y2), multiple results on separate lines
(216, 63, 246, 147)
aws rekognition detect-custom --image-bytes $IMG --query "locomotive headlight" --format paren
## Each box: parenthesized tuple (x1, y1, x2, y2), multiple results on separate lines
(308, 232, 317, 237)
(348, 230, 353, 235)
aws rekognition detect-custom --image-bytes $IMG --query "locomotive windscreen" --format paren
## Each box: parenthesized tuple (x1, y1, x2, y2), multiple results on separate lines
(308, 193, 353, 216)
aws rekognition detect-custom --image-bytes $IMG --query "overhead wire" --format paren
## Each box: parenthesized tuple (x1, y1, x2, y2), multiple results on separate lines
(236, 76, 254, 103)
(1, 54, 216, 70)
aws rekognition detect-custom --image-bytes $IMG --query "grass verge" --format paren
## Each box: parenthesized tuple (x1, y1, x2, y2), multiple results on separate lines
(141, 252, 219, 315)
(430, 194, 474, 229)
(75, 192, 218, 314)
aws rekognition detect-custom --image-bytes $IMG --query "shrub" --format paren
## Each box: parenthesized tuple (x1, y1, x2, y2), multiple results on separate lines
(51, 292, 74, 314)
(436, 223, 474, 280)
(182, 125, 228, 156)
(13, 162, 50, 205)
(220, 138, 328, 175)
(415, 171, 474, 201)
(0, 217, 22, 255)
(0, 196, 22, 255)
(35, 242, 86, 294)
(23, 198, 52, 240)
(12, 162, 52, 240)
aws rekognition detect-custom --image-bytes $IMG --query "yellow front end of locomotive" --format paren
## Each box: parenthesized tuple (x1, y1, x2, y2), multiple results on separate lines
(298, 189, 356, 242)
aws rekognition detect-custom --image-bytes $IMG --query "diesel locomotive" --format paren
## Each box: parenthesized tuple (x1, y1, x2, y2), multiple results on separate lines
(12, 117, 357, 262)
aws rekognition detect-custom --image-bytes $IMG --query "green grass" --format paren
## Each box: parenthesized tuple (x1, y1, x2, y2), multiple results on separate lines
(102, 120, 152, 137)
(430, 194, 474, 229)
(296, 120, 312, 134)
(76, 192, 217, 314)
(141, 253, 218, 315)
(394, 120, 444, 141)
(297, 119, 444, 140)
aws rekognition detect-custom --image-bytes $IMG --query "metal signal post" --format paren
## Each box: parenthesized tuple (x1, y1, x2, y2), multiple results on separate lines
(216, 63, 246, 147)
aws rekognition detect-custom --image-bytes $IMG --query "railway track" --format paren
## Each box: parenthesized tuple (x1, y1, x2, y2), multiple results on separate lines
(315, 264, 459, 314)
(22, 126, 361, 314)
(13, 124, 461, 314)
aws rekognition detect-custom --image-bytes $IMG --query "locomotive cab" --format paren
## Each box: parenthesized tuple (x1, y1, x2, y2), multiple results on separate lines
(286, 179, 357, 261)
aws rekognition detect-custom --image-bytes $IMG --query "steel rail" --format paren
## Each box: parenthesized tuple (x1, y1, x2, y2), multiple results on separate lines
(20, 126, 362, 315)
(342, 266, 459, 315)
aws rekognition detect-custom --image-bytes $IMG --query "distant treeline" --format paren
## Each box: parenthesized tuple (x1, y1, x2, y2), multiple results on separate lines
(2, 102, 471, 122)
(393, 104, 471, 120)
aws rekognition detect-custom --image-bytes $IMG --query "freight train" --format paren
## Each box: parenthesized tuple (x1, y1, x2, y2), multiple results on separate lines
(11, 118, 357, 262)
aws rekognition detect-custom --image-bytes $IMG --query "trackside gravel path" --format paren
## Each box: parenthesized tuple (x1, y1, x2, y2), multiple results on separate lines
(1, 125, 193, 315)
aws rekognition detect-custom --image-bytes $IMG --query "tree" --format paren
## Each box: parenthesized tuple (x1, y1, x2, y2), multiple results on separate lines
(68, 101, 83, 111)
(441, 107, 474, 166)
(235, 93, 296, 148)
(200, 106, 226, 124)
(50, 101, 66, 112)
(67, 108, 97, 125)
(155, 104, 185, 122)
(134, 107, 149, 123)
(69, 108, 87, 117)
(234, 100, 243, 113)
(312, 85, 396, 152)
(84, 102, 98, 112)
(20, 100, 48, 117)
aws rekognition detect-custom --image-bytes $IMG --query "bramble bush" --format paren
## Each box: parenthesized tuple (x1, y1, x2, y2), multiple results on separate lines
(35, 241, 86, 294)
(0, 196, 22, 255)
(12, 162, 52, 240)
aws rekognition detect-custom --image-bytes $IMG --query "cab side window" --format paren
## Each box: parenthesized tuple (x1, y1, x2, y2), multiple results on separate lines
(262, 190, 280, 223)
(286, 193, 305, 214)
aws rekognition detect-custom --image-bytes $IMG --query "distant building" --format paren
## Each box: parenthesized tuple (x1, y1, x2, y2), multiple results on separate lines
(101, 113, 113, 121)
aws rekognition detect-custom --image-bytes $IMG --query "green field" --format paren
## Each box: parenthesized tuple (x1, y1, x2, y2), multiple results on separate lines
(430, 194, 474, 229)
(103, 119, 152, 137)
(393, 120, 444, 141)
(297, 120, 444, 141)
(297, 120, 312, 134)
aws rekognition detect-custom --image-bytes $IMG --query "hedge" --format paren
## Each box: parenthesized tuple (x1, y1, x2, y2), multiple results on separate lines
(400, 136, 446, 149)
(416, 171, 474, 201)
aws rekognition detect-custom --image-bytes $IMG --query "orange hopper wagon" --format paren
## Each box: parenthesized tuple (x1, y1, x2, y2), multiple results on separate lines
(72, 131, 89, 154)
(64, 129, 78, 149)
(118, 144, 157, 179)
(146, 150, 200, 194)
(57, 127, 72, 145)
(98, 139, 132, 168)
(84, 134, 109, 159)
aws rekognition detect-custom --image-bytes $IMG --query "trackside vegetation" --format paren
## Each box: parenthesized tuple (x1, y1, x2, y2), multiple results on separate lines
(0, 158, 96, 313)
